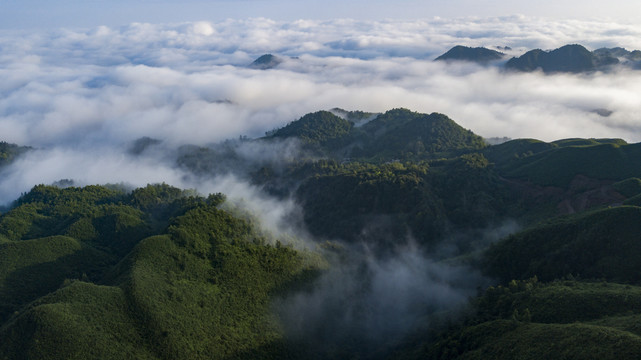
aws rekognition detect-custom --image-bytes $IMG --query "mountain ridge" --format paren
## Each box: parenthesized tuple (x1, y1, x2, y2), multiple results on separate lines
(2, 108, 641, 359)
(436, 43, 641, 73)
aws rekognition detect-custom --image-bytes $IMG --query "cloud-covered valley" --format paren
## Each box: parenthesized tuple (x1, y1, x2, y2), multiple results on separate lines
(1, 16, 641, 203)
(3, 16, 640, 355)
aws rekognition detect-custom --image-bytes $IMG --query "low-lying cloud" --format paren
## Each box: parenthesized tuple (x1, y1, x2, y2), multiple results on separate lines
(2, 16, 635, 354)
(1, 16, 641, 205)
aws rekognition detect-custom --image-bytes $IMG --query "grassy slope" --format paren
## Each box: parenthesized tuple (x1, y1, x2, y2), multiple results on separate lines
(356, 109, 486, 161)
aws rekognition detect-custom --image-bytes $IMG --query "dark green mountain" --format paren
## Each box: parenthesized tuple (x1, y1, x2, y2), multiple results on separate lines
(594, 47, 641, 62)
(356, 109, 487, 159)
(0, 184, 320, 360)
(435, 45, 505, 63)
(266, 108, 486, 161)
(505, 44, 619, 73)
(397, 203, 641, 359)
(328, 108, 378, 124)
(487, 139, 641, 187)
(291, 154, 508, 250)
(270, 110, 353, 145)
(400, 279, 641, 360)
(484, 206, 641, 283)
(4, 108, 641, 359)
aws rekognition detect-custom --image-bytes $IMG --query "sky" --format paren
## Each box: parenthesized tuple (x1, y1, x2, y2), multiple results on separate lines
(1, 0, 640, 29)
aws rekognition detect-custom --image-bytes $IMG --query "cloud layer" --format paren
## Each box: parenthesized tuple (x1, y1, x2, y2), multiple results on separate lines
(1, 17, 641, 203)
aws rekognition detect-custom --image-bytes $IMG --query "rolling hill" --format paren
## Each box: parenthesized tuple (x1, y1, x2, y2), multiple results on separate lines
(2, 108, 641, 359)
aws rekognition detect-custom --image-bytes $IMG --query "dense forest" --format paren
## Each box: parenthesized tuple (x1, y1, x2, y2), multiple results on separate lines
(2, 108, 641, 359)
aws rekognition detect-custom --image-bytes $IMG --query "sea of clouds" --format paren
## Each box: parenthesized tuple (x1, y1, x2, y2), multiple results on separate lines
(1, 16, 641, 202)
(3, 17, 637, 353)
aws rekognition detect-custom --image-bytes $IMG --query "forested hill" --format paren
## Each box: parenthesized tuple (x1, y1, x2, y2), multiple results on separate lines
(3, 108, 641, 359)
(266, 108, 487, 161)
(0, 184, 322, 359)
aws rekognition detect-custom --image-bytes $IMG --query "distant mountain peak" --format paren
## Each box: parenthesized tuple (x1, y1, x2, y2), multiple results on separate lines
(505, 43, 620, 73)
(249, 54, 283, 70)
(435, 45, 505, 63)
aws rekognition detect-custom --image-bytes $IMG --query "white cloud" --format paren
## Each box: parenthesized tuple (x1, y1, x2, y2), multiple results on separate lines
(1, 16, 641, 204)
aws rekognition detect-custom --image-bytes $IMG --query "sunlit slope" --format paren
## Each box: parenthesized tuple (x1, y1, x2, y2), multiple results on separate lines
(122, 206, 314, 359)
(0, 184, 319, 360)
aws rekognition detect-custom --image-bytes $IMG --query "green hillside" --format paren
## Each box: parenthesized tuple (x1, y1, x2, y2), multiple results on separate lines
(398, 280, 641, 360)
(484, 206, 641, 283)
(265, 108, 486, 161)
(0, 184, 321, 360)
(0, 236, 112, 324)
(486, 139, 641, 187)
(270, 110, 353, 145)
(3, 108, 641, 359)
(290, 153, 511, 250)
(427, 319, 641, 360)
(355, 109, 487, 160)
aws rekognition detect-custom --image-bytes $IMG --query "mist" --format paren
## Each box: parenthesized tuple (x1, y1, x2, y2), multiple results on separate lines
(1, 17, 640, 205)
(0, 15, 638, 244)
(0, 15, 638, 236)
(2, 17, 641, 150)
(3, 16, 633, 357)
(274, 240, 489, 358)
